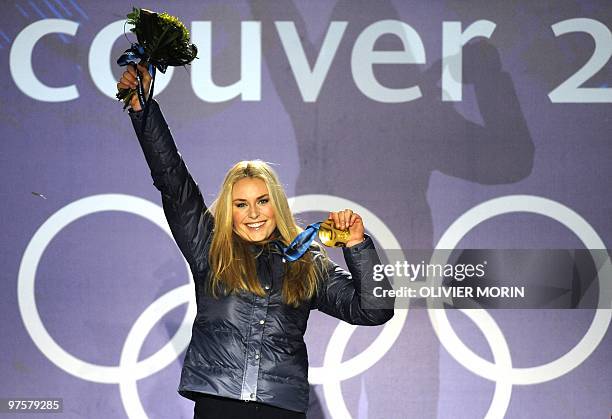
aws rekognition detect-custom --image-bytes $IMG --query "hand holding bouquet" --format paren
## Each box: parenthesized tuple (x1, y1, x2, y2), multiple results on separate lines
(116, 8, 197, 110)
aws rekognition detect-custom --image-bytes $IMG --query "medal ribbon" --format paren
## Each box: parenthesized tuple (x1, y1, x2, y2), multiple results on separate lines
(272, 222, 323, 262)
(116, 43, 165, 110)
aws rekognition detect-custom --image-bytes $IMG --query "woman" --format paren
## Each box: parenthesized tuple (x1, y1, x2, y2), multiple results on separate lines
(118, 64, 395, 418)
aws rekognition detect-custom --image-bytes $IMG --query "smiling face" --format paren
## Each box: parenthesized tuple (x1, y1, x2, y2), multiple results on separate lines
(231, 177, 277, 242)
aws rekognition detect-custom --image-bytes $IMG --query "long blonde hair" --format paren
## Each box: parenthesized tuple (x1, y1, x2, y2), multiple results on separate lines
(208, 160, 326, 307)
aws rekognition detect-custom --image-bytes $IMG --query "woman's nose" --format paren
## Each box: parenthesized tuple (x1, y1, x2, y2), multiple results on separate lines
(248, 206, 259, 219)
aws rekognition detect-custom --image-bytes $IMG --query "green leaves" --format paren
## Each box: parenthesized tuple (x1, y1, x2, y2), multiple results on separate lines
(116, 87, 136, 110)
(117, 8, 198, 108)
(126, 8, 198, 72)
(126, 7, 139, 24)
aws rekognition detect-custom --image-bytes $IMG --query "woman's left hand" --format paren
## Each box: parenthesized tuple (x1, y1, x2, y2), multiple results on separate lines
(328, 209, 365, 247)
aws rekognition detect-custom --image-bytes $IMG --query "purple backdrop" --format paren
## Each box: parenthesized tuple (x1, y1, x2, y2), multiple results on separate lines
(1, 1, 610, 418)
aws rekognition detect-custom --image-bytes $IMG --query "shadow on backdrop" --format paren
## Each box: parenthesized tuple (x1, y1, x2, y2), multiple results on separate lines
(250, 0, 534, 417)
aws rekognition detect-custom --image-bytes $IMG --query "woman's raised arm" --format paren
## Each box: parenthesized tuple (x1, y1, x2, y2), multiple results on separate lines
(120, 65, 213, 272)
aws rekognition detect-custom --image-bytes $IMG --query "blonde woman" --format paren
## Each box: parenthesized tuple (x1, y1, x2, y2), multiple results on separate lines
(119, 64, 394, 419)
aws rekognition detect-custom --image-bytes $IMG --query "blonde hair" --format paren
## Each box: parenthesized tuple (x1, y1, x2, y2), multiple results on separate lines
(208, 160, 326, 307)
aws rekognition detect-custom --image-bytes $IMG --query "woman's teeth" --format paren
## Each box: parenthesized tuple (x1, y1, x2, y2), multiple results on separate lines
(246, 221, 265, 230)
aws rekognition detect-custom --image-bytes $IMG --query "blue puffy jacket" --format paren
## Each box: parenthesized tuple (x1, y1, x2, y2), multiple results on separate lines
(129, 100, 395, 413)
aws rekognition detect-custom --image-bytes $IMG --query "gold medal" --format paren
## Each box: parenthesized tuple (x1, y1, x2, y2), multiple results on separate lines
(317, 219, 351, 247)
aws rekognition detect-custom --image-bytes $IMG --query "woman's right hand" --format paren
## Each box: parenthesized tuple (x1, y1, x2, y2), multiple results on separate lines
(116, 63, 151, 111)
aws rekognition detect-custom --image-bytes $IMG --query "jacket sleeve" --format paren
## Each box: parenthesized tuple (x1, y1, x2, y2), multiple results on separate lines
(314, 235, 395, 326)
(129, 100, 213, 271)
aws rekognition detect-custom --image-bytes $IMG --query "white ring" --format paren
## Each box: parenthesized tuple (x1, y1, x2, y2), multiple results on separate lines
(17, 194, 195, 384)
(430, 194, 611, 385)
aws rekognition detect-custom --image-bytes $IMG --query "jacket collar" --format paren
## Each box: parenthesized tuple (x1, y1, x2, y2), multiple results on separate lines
(239, 230, 285, 257)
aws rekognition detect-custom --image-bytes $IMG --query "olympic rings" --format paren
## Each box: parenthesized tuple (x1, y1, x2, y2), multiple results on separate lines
(17, 193, 610, 418)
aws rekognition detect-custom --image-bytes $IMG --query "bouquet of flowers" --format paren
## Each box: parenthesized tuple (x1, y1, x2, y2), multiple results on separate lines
(116, 8, 198, 109)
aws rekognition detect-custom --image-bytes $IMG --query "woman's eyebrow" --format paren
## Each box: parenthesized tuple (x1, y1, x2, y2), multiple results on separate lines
(232, 194, 269, 202)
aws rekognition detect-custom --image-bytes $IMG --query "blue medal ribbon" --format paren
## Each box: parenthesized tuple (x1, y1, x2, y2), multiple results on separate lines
(272, 222, 323, 262)
(117, 43, 168, 73)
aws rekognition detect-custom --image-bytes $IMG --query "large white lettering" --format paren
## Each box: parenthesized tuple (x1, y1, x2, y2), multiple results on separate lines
(548, 18, 612, 103)
(191, 21, 261, 102)
(276, 21, 347, 102)
(441, 20, 496, 102)
(10, 18, 607, 104)
(352, 20, 426, 103)
(10, 19, 79, 102)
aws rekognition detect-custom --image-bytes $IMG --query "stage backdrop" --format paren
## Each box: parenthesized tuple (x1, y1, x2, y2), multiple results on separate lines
(1, 1, 610, 418)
